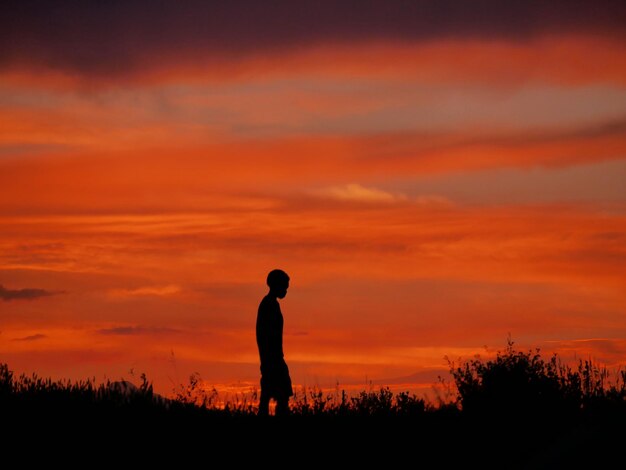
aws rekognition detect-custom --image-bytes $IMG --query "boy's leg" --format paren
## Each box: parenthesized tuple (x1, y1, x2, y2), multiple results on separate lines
(258, 390, 270, 416)
(275, 397, 289, 417)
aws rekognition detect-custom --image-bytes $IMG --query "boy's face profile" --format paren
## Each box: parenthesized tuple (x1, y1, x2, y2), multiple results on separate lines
(267, 269, 290, 299)
(273, 279, 289, 299)
(276, 281, 289, 299)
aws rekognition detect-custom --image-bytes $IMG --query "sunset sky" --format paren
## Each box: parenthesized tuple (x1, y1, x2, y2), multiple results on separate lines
(1, 1, 625, 398)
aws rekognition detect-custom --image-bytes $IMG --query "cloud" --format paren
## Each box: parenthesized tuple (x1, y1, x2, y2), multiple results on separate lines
(414, 195, 453, 206)
(372, 368, 449, 386)
(545, 338, 626, 356)
(1, 116, 623, 218)
(311, 183, 452, 206)
(313, 183, 404, 203)
(108, 285, 181, 298)
(0, 284, 59, 301)
(539, 338, 626, 369)
(12, 333, 47, 341)
(96, 326, 180, 336)
(1, 1, 623, 78)
(287, 330, 309, 337)
(0, 143, 75, 159)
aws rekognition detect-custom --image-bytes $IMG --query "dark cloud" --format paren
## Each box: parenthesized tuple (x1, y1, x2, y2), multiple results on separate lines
(0, 143, 75, 159)
(407, 116, 626, 152)
(97, 326, 180, 336)
(0, 284, 59, 301)
(287, 331, 309, 337)
(1, 1, 624, 78)
(12, 333, 47, 341)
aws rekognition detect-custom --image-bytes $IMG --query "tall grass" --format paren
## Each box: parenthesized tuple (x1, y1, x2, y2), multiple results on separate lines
(2, 341, 624, 419)
(3, 342, 623, 468)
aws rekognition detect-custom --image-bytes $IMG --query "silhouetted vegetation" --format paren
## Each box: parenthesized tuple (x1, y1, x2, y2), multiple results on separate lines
(449, 339, 626, 420)
(2, 342, 624, 467)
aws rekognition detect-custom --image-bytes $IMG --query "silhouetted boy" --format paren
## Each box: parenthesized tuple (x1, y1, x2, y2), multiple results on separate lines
(256, 269, 293, 416)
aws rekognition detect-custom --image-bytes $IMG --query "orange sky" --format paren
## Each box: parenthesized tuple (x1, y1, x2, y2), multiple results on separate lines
(1, 2, 625, 398)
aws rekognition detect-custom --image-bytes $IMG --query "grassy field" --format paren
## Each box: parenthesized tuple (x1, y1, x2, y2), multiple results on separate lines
(2, 342, 624, 467)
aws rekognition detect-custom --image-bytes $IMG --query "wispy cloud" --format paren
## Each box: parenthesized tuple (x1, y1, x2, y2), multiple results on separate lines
(0, 284, 60, 301)
(96, 326, 180, 336)
(311, 183, 451, 206)
(414, 195, 453, 206)
(287, 330, 309, 337)
(545, 338, 626, 356)
(12, 333, 47, 341)
(313, 183, 404, 203)
(108, 285, 181, 298)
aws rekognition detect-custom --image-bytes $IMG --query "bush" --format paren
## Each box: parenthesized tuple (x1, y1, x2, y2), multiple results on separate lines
(449, 339, 626, 419)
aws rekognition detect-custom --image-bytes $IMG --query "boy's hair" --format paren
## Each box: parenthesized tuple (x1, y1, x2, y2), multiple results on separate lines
(267, 269, 290, 287)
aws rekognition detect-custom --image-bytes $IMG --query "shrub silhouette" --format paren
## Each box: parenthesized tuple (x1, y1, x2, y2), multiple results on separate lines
(449, 339, 626, 420)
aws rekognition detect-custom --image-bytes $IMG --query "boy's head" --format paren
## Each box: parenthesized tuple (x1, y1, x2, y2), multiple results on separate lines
(267, 269, 290, 299)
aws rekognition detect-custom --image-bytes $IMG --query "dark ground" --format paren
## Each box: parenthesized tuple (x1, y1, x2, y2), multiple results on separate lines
(4, 403, 623, 468)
